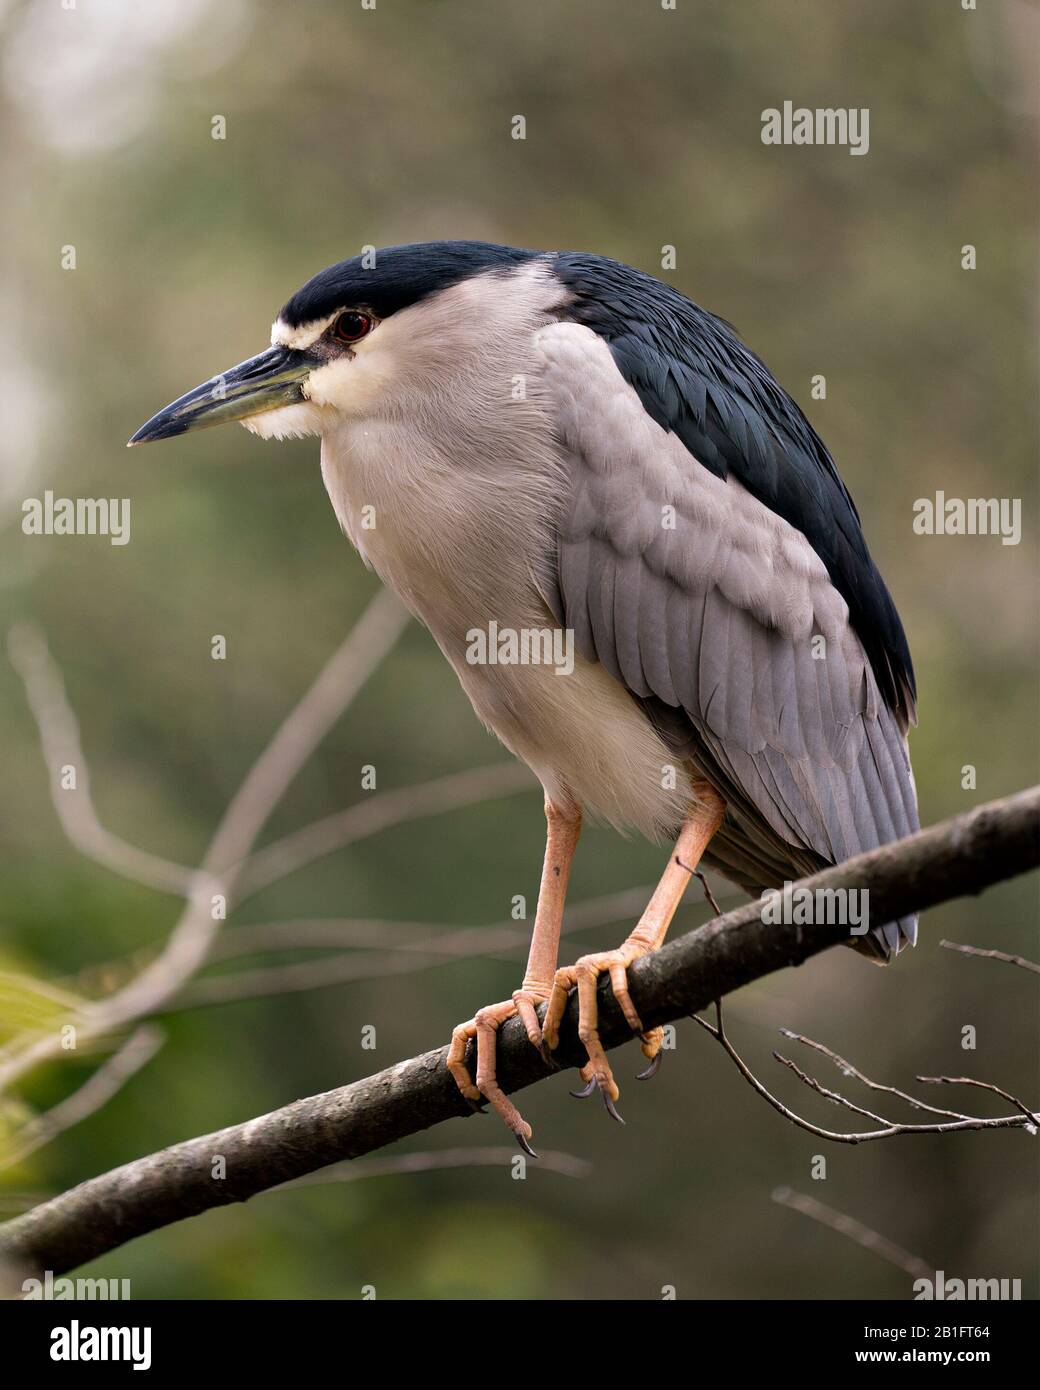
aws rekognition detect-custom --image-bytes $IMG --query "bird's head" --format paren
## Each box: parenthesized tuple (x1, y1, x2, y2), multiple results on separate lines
(128, 241, 552, 447)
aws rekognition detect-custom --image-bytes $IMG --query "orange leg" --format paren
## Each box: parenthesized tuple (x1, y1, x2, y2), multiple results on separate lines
(446, 797, 581, 1154)
(542, 783, 725, 1120)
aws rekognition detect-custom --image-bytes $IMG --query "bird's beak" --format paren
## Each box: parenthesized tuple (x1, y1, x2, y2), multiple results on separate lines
(128, 345, 316, 445)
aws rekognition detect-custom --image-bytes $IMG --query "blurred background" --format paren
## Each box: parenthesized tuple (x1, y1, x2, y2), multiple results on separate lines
(0, 0, 1037, 1300)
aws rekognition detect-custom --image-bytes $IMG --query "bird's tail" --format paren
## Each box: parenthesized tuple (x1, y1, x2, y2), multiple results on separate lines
(849, 912, 918, 965)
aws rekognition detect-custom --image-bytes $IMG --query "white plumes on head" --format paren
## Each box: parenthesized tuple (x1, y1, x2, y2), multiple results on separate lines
(271, 314, 337, 351)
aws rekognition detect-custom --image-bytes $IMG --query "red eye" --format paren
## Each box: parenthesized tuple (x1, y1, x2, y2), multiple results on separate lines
(332, 311, 372, 344)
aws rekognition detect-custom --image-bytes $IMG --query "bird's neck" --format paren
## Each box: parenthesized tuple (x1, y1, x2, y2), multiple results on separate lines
(318, 407, 564, 650)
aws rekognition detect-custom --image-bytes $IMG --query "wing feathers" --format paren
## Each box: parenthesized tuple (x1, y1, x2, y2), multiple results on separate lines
(540, 321, 920, 958)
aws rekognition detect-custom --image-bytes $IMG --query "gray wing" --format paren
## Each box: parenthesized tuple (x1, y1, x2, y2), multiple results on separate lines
(536, 322, 919, 958)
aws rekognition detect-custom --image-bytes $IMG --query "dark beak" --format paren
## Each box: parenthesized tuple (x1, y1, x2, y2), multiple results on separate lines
(128, 346, 316, 445)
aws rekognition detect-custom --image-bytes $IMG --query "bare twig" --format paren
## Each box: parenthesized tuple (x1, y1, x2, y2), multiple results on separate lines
(692, 868, 723, 916)
(209, 884, 667, 964)
(770, 1051, 898, 1126)
(778, 1029, 972, 1120)
(175, 885, 670, 1008)
(771, 1187, 935, 1281)
(0, 786, 1036, 1279)
(0, 1027, 164, 1172)
(7, 624, 195, 896)
(916, 1075, 1040, 1130)
(276, 1146, 592, 1189)
(694, 1004, 1038, 1143)
(177, 935, 520, 1008)
(0, 590, 410, 1093)
(11, 613, 536, 918)
(0, 1149, 587, 1230)
(234, 761, 535, 901)
(209, 916, 525, 961)
(940, 939, 1040, 975)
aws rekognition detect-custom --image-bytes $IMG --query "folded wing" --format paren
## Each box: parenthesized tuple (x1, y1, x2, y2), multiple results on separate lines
(536, 318, 919, 958)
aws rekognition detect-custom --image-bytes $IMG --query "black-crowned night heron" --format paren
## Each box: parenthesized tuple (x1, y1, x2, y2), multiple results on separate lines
(131, 241, 918, 1153)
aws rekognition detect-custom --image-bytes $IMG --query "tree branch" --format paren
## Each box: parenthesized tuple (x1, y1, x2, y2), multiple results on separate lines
(0, 787, 1036, 1281)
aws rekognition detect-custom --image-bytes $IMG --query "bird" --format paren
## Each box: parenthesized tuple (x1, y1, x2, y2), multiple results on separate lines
(130, 240, 919, 1154)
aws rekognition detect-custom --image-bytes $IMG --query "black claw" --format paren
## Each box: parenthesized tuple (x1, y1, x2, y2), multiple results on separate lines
(465, 1097, 488, 1114)
(599, 1087, 626, 1124)
(569, 1077, 597, 1099)
(538, 1042, 558, 1071)
(515, 1129, 539, 1158)
(636, 1052, 663, 1081)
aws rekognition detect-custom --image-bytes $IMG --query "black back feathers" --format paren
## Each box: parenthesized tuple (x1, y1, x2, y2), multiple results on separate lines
(553, 251, 916, 726)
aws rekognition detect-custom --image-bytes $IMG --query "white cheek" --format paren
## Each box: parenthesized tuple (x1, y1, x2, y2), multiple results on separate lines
(241, 402, 326, 440)
(303, 351, 390, 414)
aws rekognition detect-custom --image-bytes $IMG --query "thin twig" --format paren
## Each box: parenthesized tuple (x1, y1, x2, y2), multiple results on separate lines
(693, 868, 723, 917)
(940, 939, 1040, 975)
(0, 1027, 164, 1171)
(177, 936, 519, 1008)
(771, 1052, 897, 1126)
(694, 1001, 1038, 1143)
(176, 886, 671, 1008)
(276, 1146, 592, 1189)
(209, 917, 526, 961)
(0, 591, 409, 1094)
(234, 761, 535, 901)
(771, 1187, 935, 1281)
(209, 885, 667, 963)
(7, 624, 195, 896)
(916, 1075, 1040, 1130)
(778, 1029, 973, 1121)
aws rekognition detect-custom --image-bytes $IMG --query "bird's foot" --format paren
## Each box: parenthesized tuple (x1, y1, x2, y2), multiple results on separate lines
(542, 940, 658, 1122)
(446, 988, 548, 1156)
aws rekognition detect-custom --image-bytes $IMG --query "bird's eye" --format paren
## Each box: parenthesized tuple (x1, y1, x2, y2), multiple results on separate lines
(332, 311, 372, 345)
